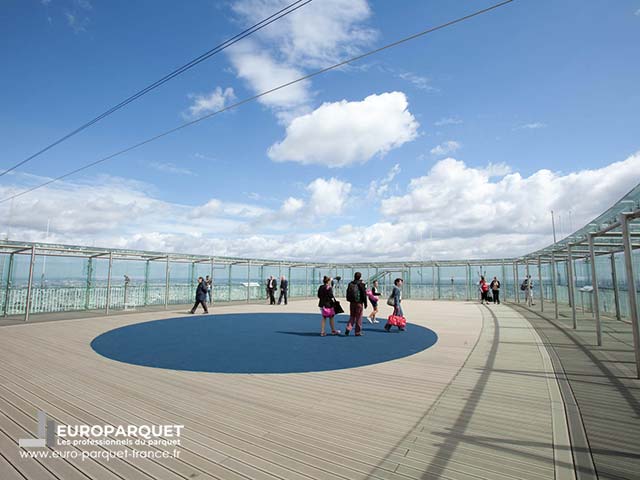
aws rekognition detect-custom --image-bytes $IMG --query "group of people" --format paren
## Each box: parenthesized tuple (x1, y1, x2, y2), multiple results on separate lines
(266, 275, 288, 305)
(317, 272, 405, 336)
(477, 274, 535, 306)
(478, 276, 502, 305)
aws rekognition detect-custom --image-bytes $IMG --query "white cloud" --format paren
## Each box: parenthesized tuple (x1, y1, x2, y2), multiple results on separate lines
(226, 0, 375, 120)
(226, 42, 311, 122)
(380, 153, 640, 246)
(368, 163, 400, 199)
(430, 140, 461, 156)
(268, 92, 419, 167)
(184, 87, 235, 120)
(148, 162, 193, 176)
(307, 177, 352, 216)
(397, 71, 438, 92)
(486, 162, 512, 177)
(434, 116, 463, 126)
(2, 152, 639, 262)
(230, 0, 375, 68)
(635, 8, 640, 16)
(514, 122, 547, 130)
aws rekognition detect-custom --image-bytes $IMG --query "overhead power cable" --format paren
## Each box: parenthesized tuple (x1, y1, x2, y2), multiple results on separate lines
(0, 0, 313, 178)
(0, 0, 514, 205)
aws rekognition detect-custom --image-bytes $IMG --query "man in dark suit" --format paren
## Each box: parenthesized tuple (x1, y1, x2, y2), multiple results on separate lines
(266, 276, 277, 305)
(278, 275, 288, 305)
(190, 277, 209, 314)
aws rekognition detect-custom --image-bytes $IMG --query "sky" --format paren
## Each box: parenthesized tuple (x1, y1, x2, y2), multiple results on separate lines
(1, 0, 639, 262)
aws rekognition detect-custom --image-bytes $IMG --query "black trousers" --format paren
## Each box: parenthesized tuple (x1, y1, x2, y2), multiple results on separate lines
(268, 289, 276, 304)
(191, 299, 208, 313)
(278, 290, 288, 305)
(492, 290, 500, 304)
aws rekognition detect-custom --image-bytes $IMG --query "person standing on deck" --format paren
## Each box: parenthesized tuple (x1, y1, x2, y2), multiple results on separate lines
(479, 276, 490, 305)
(318, 276, 340, 336)
(367, 279, 381, 324)
(189, 277, 209, 314)
(385, 278, 406, 332)
(266, 276, 276, 305)
(524, 274, 535, 306)
(345, 272, 367, 336)
(205, 275, 213, 303)
(490, 276, 501, 304)
(278, 275, 288, 305)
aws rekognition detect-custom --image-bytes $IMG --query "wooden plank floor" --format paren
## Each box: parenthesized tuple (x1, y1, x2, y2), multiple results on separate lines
(512, 300, 640, 480)
(0, 300, 574, 479)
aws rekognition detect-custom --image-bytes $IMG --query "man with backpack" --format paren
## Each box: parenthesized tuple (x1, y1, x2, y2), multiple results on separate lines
(345, 272, 368, 336)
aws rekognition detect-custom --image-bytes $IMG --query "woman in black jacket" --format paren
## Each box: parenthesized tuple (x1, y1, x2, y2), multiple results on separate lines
(318, 276, 340, 336)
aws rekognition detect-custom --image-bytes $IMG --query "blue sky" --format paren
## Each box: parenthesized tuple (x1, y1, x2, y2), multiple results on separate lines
(1, 0, 639, 261)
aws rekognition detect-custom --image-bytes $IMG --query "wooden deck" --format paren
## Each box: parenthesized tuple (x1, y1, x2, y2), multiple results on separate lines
(0, 300, 581, 479)
(511, 301, 640, 480)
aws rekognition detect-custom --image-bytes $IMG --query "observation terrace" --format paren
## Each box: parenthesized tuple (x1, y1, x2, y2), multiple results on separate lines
(0, 184, 638, 480)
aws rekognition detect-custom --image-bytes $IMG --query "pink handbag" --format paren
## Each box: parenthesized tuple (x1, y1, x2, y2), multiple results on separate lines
(321, 306, 335, 317)
(386, 315, 407, 328)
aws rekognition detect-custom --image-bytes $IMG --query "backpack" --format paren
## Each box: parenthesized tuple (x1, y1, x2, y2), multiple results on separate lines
(347, 282, 362, 303)
(481, 282, 489, 292)
(520, 280, 528, 291)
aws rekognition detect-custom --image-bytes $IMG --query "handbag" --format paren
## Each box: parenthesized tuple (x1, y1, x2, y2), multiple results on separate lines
(331, 299, 344, 314)
(321, 306, 335, 317)
(386, 315, 407, 328)
(386, 296, 395, 307)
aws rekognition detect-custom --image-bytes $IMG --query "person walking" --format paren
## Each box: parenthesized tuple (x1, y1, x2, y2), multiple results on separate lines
(205, 275, 213, 303)
(490, 276, 501, 304)
(367, 279, 381, 323)
(479, 276, 490, 305)
(318, 276, 340, 336)
(524, 274, 535, 306)
(385, 278, 406, 331)
(266, 276, 276, 305)
(345, 272, 367, 336)
(189, 277, 209, 314)
(278, 275, 288, 305)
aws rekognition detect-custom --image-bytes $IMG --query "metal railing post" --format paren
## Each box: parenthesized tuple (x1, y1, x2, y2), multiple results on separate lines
(466, 263, 470, 301)
(431, 265, 436, 301)
(620, 213, 640, 378)
(85, 257, 93, 310)
(513, 261, 519, 303)
(144, 260, 150, 307)
(105, 252, 113, 314)
(588, 233, 602, 345)
(610, 252, 621, 321)
(568, 244, 577, 329)
(164, 256, 169, 309)
(247, 260, 251, 303)
(3, 253, 14, 317)
(537, 255, 544, 312)
(24, 246, 36, 322)
(551, 252, 559, 319)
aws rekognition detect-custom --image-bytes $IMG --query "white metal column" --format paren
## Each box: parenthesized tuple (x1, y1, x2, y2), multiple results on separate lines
(587, 233, 602, 345)
(105, 252, 113, 315)
(23, 245, 36, 322)
(620, 212, 640, 378)
(567, 244, 577, 329)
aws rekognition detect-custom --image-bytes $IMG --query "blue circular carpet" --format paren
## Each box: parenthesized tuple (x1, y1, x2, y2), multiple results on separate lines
(91, 313, 438, 374)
